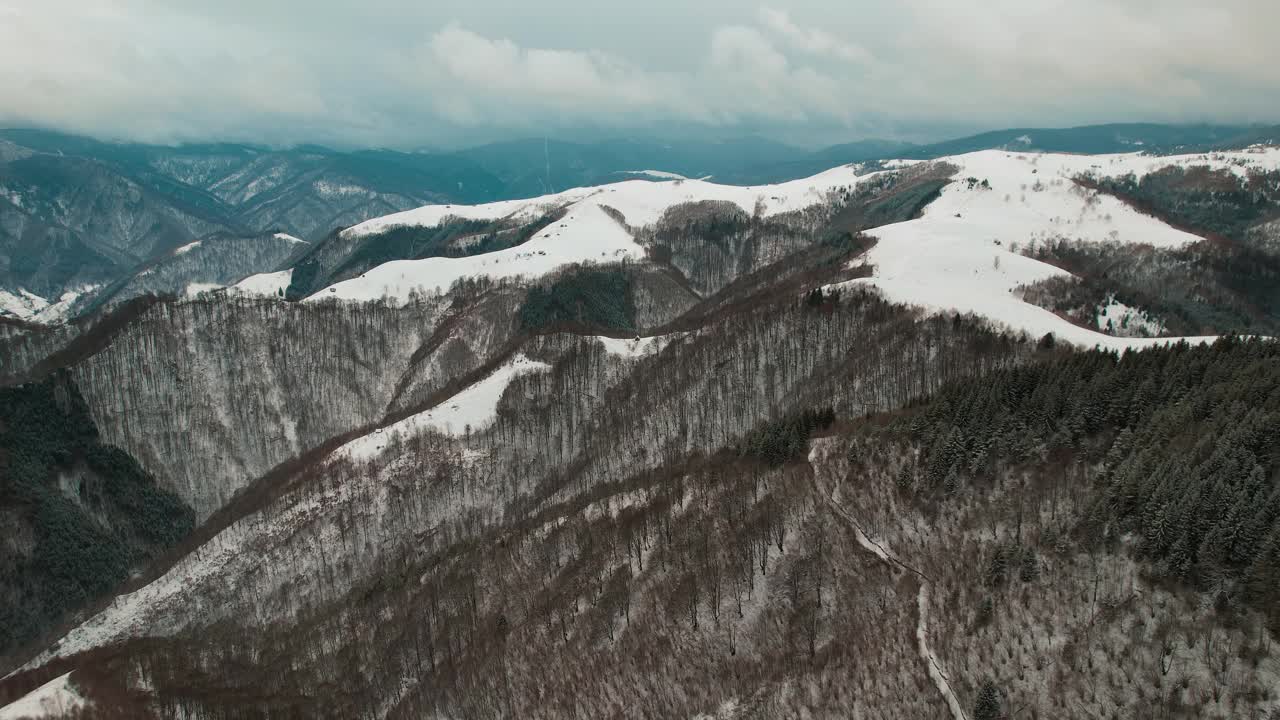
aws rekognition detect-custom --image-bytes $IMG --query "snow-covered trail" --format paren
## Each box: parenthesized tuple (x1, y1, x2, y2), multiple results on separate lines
(807, 438, 967, 720)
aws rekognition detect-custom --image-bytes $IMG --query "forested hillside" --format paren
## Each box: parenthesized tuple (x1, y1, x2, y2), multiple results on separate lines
(4, 309, 1278, 719)
(0, 373, 193, 657)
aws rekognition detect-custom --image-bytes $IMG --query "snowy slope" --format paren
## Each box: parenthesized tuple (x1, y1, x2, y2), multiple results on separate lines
(230, 269, 293, 298)
(337, 162, 863, 242)
(340, 187, 598, 239)
(1077, 145, 1280, 180)
(0, 288, 48, 319)
(10, 353, 547, 672)
(311, 165, 866, 304)
(306, 201, 646, 303)
(0, 673, 85, 719)
(596, 334, 672, 359)
(841, 150, 1225, 350)
(338, 355, 549, 461)
(314, 147, 1273, 336)
(0, 286, 97, 324)
(589, 166, 860, 227)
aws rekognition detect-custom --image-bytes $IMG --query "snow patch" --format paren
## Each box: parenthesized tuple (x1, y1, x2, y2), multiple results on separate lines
(272, 232, 307, 244)
(620, 169, 690, 181)
(312, 180, 369, 198)
(230, 269, 293, 298)
(0, 673, 86, 719)
(0, 288, 48, 319)
(0, 188, 24, 208)
(1096, 296, 1165, 338)
(183, 282, 223, 298)
(337, 355, 550, 461)
(596, 334, 670, 359)
(0, 285, 96, 324)
(173, 240, 201, 255)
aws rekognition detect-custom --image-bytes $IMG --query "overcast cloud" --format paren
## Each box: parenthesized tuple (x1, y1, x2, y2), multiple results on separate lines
(0, 0, 1276, 148)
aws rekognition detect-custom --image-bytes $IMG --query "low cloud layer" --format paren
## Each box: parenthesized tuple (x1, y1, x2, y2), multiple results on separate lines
(1, 0, 1276, 147)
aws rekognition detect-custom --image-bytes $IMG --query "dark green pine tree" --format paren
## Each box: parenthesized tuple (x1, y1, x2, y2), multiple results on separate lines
(974, 679, 1002, 720)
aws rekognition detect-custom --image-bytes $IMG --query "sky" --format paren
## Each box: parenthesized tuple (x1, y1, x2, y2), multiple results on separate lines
(0, 0, 1277, 149)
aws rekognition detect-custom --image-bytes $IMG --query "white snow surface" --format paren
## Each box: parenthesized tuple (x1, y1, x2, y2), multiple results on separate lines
(1076, 145, 1280, 180)
(172, 240, 201, 255)
(316, 165, 864, 303)
(620, 169, 690, 180)
(316, 147, 1280, 333)
(340, 186, 598, 239)
(596, 334, 670, 359)
(230, 269, 293, 298)
(593, 165, 861, 227)
(337, 354, 550, 462)
(0, 286, 96, 324)
(183, 282, 224, 298)
(272, 232, 308, 244)
(1096, 297, 1165, 338)
(840, 149, 1228, 350)
(0, 288, 48, 319)
(0, 673, 86, 719)
(308, 201, 647, 303)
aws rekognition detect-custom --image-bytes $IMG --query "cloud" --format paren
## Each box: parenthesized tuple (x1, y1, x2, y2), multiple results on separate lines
(758, 7, 872, 64)
(892, 0, 1280, 118)
(0, 0, 1276, 147)
(421, 24, 699, 125)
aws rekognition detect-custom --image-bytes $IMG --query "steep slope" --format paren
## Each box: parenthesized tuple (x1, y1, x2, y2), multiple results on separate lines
(86, 232, 307, 310)
(0, 154, 237, 306)
(55, 296, 461, 519)
(0, 372, 193, 658)
(196, 148, 506, 240)
(0, 153, 240, 264)
(8, 305, 1279, 719)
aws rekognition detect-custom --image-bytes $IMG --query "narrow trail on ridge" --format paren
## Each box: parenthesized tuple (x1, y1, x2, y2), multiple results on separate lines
(807, 437, 968, 720)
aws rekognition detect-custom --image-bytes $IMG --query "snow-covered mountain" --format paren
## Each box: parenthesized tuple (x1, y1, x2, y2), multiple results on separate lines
(297, 145, 1280, 348)
(4, 140, 1280, 719)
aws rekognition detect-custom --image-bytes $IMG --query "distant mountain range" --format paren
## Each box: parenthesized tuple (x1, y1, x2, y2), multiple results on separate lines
(0, 122, 1274, 318)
